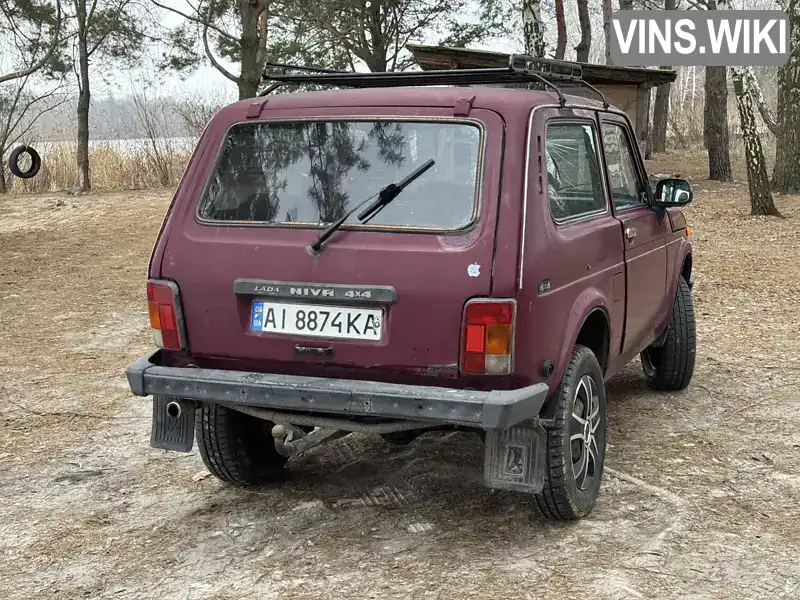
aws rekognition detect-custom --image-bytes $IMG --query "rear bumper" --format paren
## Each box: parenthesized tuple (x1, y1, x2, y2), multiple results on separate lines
(125, 351, 550, 430)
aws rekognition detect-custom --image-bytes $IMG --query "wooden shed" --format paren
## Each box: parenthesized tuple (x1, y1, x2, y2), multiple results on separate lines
(405, 43, 677, 155)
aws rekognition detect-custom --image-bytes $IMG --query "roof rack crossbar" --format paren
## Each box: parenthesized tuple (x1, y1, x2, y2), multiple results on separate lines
(517, 71, 566, 106)
(263, 61, 348, 75)
(507, 53, 583, 78)
(256, 61, 605, 108)
(508, 53, 608, 108)
(576, 79, 609, 109)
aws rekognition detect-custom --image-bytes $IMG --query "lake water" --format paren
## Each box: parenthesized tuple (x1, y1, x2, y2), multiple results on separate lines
(26, 137, 198, 154)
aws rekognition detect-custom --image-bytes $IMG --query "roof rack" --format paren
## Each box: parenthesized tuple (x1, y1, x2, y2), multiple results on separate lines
(258, 57, 610, 109)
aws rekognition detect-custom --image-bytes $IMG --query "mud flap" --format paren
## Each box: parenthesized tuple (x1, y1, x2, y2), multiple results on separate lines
(483, 422, 546, 494)
(150, 396, 195, 452)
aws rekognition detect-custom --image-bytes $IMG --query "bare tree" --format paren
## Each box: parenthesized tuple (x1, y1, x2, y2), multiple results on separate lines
(771, 0, 800, 192)
(575, 0, 591, 62)
(554, 0, 566, 59)
(602, 0, 612, 64)
(703, 0, 732, 180)
(523, 0, 545, 57)
(703, 65, 732, 180)
(174, 90, 230, 140)
(649, 0, 676, 155)
(730, 67, 780, 217)
(120, 85, 178, 187)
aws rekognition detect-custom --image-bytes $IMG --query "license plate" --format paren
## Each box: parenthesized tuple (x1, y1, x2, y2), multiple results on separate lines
(250, 300, 383, 341)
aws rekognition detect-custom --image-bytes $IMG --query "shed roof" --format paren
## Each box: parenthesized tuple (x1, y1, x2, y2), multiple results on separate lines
(406, 44, 677, 87)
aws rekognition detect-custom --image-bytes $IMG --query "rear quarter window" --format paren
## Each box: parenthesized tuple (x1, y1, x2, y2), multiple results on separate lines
(545, 121, 607, 222)
(196, 119, 483, 231)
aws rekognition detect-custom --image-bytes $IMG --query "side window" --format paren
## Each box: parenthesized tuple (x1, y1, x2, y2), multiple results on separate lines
(601, 123, 647, 210)
(545, 122, 607, 222)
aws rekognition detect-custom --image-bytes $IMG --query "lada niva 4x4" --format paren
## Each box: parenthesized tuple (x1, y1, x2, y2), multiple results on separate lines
(126, 61, 696, 521)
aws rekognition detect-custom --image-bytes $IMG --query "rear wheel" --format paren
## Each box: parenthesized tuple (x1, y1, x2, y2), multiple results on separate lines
(196, 403, 287, 486)
(533, 344, 607, 521)
(641, 276, 696, 391)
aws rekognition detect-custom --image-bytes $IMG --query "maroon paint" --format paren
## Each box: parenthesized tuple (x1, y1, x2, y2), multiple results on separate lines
(147, 85, 693, 398)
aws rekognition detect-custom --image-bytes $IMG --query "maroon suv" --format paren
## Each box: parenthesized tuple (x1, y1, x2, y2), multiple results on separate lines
(126, 60, 696, 521)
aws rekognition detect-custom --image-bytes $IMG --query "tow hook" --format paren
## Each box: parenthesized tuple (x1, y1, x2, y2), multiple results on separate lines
(270, 424, 348, 456)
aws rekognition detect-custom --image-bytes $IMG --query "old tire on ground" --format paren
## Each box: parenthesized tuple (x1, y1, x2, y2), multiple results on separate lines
(196, 403, 287, 486)
(8, 145, 42, 179)
(640, 276, 696, 391)
(533, 344, 607, 521)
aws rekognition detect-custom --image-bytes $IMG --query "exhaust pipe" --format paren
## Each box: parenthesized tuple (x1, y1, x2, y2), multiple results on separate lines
(271, 424, 348, 456)
(166, 401, 182, 419)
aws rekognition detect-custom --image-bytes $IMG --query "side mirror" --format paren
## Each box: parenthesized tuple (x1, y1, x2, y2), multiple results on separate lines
(653, 177, 693, 208)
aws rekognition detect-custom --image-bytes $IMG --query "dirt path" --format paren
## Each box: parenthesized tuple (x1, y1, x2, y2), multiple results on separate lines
(2, 158, 799, 599)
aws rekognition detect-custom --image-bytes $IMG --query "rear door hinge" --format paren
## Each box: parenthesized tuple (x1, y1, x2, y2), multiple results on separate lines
(453, 95, 476, 117)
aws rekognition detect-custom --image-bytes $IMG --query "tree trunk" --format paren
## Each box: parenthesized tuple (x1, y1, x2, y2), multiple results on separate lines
(522, 0, 545, 58)
(771, 0, 800, 192)
(554, 0, 567, 59)
(366, 0, 389, 71)
(575, 0, 591, 62)
(704, 66, 732, 181)
(238, 0, 262, 100)
(650, 86, 669, 154)
(742, 67, 778, 133)
(603, 0, 612, 64)
(75, 0, 91, 193)
(731, 68, 781, 217)
(0, 168, 6, 194)
(703, 0, 732, 181)
(649, 0, 675, 154)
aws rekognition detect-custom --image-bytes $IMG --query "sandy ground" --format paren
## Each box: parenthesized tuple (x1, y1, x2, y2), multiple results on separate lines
(1, 152, 800, 599)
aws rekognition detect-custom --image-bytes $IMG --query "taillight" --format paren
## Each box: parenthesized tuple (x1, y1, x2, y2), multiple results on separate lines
(460, 299, 516, 375)
(147, 279, 186, 350)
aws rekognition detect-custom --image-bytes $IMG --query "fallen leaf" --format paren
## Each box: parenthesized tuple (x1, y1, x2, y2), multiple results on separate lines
(192, 471, 211, 482)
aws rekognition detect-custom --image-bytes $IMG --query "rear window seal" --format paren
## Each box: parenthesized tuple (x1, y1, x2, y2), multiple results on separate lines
(192, 115, 488, 236)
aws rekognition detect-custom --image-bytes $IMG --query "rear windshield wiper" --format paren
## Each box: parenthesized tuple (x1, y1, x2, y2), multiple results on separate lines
(308, 158, 435, 254)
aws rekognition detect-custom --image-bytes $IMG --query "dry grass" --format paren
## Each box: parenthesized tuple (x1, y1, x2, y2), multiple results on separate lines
(4, 141, 192, 194)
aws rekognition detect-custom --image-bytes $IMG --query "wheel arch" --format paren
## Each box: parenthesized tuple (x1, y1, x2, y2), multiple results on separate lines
(540, 300, 611, 426)
(541, 292, 611, 419)
(681, 251, 692, 284)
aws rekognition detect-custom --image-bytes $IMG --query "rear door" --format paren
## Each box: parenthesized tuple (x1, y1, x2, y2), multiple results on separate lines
(599, 114, 668, 353)
(159, 109, 504, 371)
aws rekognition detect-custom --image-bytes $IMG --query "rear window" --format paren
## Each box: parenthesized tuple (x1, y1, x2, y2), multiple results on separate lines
(197, 119, 483, 230)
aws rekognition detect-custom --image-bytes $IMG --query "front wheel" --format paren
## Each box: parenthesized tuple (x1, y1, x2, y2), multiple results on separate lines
(533, 344, 607, 521)
(641, 276, 696, 391)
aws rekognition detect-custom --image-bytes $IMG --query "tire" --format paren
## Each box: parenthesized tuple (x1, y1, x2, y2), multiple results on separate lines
(381, 431, 419, 445)
(640, 276, 696, 391)
(196, 403, 287, 486)
(8, 145, 42, 179)
(533, 344, 607, 521)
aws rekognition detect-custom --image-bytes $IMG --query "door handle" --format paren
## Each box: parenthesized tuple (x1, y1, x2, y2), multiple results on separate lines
(625, 227, 637, 241)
